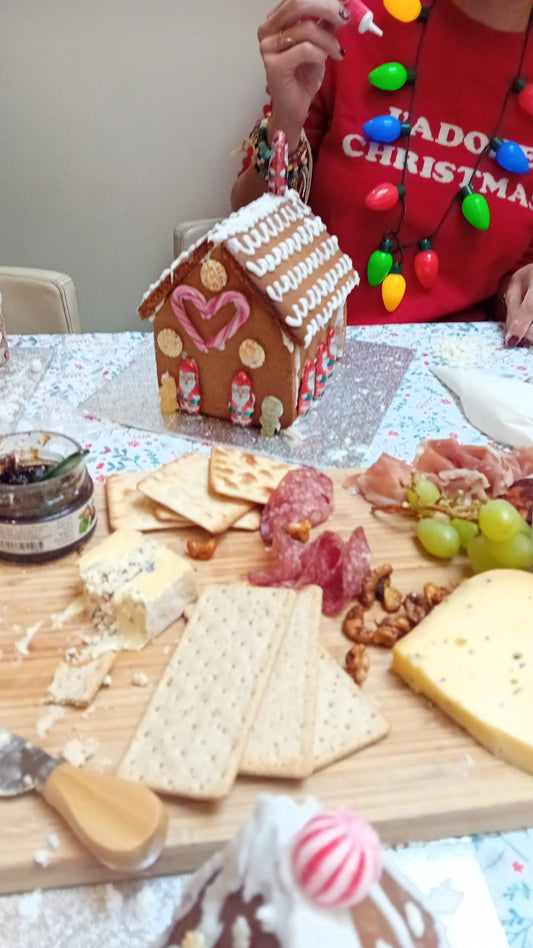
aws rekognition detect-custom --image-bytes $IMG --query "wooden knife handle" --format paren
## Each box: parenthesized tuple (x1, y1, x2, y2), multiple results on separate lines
(41, 762, 168, 872)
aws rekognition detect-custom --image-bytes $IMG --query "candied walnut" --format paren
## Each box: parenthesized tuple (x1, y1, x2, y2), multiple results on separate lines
(345, 643, 370, 685)
(423, 582, 449, 606)
(382, 585, 404, 613)
(403, 592, 431, 626)
(360, 563, 393, 608)
(186, 538, 218, 561)
(376, 615, 411, 645)
(342, 602, 365, 642)
(285, 519, 312, 542)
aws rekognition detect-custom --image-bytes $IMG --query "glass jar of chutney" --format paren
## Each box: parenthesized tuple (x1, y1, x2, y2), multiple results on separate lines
(0, 431, 97, 563)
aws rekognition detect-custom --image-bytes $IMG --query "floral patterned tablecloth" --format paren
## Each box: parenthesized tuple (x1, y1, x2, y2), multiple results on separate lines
(3, 324, 533, 947)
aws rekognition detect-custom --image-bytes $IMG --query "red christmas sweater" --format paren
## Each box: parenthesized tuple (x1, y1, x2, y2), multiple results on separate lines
(305, 0, 533, 324)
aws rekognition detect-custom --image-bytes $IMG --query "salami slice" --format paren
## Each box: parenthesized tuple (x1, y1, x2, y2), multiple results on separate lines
(249, 526, 371, 616)
(260, 467, 334, 545)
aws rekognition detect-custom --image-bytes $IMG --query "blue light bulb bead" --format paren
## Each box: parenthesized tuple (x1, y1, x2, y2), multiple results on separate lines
(489, 137, 530, 175)
(363, 115, 411, 144)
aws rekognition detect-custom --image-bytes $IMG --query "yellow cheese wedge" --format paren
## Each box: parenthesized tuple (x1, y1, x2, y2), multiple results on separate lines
(392, 569, 533, 774)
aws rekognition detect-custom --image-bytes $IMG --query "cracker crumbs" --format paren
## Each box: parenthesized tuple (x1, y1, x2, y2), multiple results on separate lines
(61, 736, 99, 767)
(132, 671, 149, 688)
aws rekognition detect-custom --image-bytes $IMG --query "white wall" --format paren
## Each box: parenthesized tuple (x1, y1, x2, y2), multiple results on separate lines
(0, 0, 270, 331)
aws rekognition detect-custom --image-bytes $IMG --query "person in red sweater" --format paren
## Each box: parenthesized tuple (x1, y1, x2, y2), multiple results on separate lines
(231, 0, 533, 345)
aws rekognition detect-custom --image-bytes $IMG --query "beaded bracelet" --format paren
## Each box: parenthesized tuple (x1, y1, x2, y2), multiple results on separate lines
(247, 114, 313, 201)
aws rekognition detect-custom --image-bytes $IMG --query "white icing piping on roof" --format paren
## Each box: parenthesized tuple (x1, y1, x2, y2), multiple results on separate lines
(264, 237, 339, 304)
(243, 219, 328, 277)
(302, 272, 359, 347)
(369, 883, 417, 948)
(286, 255, 353, 328)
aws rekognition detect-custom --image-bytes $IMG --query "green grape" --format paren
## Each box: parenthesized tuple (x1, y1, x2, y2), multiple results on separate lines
(406, 477, 440, 509)
(449, 518, 479, 550)
(467, 534, 500, 573)
(518, 516, 532, 537)
(416, 518, 461, 559)
(487, 532, 533, 569)
(478, 499, 525, 543)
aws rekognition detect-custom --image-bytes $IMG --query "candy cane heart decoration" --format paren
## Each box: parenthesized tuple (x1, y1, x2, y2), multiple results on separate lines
(291, 809, 383, 908)
(170, 285, 251, 353)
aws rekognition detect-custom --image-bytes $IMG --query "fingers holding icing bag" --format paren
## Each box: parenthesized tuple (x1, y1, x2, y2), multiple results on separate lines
(258, 1, 349, 134)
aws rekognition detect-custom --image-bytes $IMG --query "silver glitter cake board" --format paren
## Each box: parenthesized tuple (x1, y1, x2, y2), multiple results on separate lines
(81, 339, 414, 468)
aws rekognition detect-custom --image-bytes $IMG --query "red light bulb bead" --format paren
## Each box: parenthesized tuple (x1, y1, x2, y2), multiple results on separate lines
(514, 77, 533, 117)
(414, 238, 439, 289)
(365, 182, 406, 211)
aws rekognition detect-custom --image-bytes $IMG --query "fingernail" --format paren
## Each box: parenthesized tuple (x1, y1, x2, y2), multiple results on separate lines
(339, 6, 351, 20)
(506, 335, 519, 347)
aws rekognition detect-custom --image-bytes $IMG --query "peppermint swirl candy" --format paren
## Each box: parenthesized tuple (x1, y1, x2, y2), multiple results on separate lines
(291, 809, 383, 907)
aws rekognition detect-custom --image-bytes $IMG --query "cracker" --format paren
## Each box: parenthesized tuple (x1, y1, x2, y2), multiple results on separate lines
(312, 647, 390, 771)
(209, 445, 294, 505)
(240, 585, 321, 779)
(231, 508, 261, 532)
(45, 653, 116, 708)
(118, 583, 296, 799)
(138, 454, 254, 534)
(106, 472, 190, 531)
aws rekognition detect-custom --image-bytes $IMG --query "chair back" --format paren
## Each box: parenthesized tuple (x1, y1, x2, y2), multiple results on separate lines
(173, 218, 222, 259)
(0, 267, 81, 334)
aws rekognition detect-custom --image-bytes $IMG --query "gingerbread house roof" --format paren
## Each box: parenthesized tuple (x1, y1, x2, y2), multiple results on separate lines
(138, 190, 359, 348)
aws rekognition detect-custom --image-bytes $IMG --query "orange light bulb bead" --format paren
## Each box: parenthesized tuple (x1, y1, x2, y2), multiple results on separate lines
(383, 0, 422, 23)
(382, 262, 406, 312)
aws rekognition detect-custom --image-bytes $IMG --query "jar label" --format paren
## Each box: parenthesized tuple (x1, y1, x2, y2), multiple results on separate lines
(0, 490, 97, 557)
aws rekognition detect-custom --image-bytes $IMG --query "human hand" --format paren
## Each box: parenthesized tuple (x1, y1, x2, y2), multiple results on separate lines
(504, 264, 533, 347)
(258, 0, 349, 147)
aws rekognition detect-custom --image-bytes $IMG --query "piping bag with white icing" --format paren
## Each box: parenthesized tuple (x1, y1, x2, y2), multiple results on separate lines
(432, 365, 533, 448)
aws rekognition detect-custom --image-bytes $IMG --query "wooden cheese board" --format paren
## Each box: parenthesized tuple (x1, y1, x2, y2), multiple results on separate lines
(1, 470, 533, 896)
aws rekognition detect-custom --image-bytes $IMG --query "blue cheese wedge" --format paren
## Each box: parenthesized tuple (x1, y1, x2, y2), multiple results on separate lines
(79, 528, 197, 652)
(392, 569, 533, 774)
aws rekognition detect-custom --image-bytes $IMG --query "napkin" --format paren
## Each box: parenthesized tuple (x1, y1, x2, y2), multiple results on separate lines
(432, 365, 533, 448)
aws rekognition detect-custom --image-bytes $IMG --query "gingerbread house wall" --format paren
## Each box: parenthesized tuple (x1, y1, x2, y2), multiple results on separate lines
(153, 245, 298, 428)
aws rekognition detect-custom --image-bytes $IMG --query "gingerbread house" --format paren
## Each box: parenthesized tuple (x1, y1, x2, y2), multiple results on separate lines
(164, 795, 449, 948)
(138, 190, 359, 430)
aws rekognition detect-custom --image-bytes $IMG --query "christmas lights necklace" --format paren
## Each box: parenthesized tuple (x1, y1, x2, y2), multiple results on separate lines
(363, 0, 533, 312)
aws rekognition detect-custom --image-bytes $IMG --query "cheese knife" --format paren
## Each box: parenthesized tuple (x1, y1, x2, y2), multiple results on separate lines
(0, 729, 168, 872)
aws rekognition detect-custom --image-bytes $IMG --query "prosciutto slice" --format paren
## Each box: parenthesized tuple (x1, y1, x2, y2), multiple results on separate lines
(348, 439, 533, 506)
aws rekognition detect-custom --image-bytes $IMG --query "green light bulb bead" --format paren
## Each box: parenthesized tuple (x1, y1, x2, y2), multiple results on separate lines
(368, 62, 416, 92)
(367, 238, 394, 286)
(460, 186, 490, 230)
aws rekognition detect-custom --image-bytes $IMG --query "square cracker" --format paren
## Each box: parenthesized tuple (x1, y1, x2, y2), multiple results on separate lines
(45, 653, 115, 708)
(240, 585, 321, 779)
(154, 502, 259, 531)
(106, 471, 190, 531)
(312, 648, 390, 771)
(138, 454, 254, 534)
(118, 583, 296, 799)
(209, 445, 295, 505)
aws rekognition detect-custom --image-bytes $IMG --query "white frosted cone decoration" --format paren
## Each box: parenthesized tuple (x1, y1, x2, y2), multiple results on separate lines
(291, 809, 383, 908)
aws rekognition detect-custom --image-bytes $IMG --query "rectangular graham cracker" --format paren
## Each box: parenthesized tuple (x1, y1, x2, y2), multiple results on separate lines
(240, 585, 322, 779)
(209, 445, 295, 505)
(312, 648, 390, 772)
(138, 453, 254, 534)
(45, 653, 116, 708)
(118, 583, 296, 799)
(105, 471, 191, 531)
